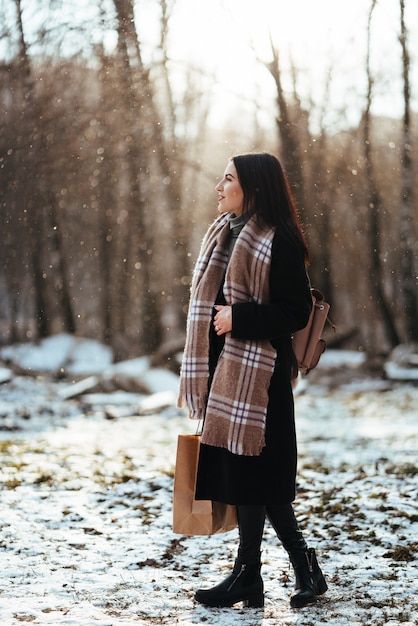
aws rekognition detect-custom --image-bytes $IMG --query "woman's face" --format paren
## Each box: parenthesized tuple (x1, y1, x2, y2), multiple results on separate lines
(215, 161, 244, 216)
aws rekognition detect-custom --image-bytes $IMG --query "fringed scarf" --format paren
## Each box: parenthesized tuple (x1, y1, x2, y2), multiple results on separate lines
(178, 213, 277, 456)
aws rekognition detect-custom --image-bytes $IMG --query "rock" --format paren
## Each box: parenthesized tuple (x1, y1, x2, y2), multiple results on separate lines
(385, 343, 418, 381)
(388, 343, 418, 367)
(385, 362, 418, 381)
(65, 339, 113, 376)
(1, 334, 76, 374)
(101, 357, 151, 393)
(0, 367, 13, 384)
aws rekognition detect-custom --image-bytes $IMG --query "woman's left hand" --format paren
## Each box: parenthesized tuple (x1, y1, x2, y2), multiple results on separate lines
(213, 305, 232, 335)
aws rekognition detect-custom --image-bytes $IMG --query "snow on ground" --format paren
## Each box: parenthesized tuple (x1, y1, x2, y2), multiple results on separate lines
(0, 338, 417, 626)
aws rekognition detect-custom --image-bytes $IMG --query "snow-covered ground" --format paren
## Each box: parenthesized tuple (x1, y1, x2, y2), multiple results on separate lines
(0, 337, 417, 626)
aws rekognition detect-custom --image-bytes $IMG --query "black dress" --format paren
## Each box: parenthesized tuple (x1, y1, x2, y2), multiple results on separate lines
(195, 230, 312, 506)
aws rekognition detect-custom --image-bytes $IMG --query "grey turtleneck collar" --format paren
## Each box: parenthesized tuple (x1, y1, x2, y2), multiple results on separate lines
(226, 211, 255, 263)
(228, 210, 255, 237)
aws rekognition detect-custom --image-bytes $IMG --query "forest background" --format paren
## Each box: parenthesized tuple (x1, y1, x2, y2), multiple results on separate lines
(1, 0, 417, 367)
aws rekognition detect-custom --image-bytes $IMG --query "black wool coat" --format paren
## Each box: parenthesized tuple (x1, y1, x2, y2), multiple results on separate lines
(195, 232, 312, 505)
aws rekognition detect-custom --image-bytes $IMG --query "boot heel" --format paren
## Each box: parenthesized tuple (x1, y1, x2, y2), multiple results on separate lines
(243, 592, 264, 608)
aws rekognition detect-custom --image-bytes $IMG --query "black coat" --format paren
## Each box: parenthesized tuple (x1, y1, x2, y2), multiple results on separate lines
(195, 232, 312, 505)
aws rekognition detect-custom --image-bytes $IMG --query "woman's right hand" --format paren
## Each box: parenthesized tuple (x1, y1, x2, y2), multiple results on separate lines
(213, 305, 232, 335)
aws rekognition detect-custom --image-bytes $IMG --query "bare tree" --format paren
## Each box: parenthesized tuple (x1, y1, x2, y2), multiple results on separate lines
(3, 0, 77, 339)
(13, 0, 51, 337)
(398, 0, 418, 341)
(12, 0, 48, 337)
(362, 0, 399, 350)
(110, 0, 162, 354)
(111, 0, 212, 352)
(263, 38, 307, 215)
(155, 0, 194, 329)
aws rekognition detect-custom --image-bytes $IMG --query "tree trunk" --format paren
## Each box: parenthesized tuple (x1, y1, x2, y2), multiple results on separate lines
(265, 40, 306, 214)
(113, 0, 161, 354)
(14, 0, 49, 338)
(156, 0, 191, 330)
(398, 0, 418, 341)
(363, 0, 400, 350)
(48, 199, 76, 334)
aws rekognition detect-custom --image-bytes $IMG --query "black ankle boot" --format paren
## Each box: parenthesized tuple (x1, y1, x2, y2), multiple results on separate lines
(194, 560, 264, 608)
(290, 548, 328, 608)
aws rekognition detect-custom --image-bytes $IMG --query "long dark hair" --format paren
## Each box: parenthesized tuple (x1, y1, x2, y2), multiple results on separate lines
(232, 152, 309, 265)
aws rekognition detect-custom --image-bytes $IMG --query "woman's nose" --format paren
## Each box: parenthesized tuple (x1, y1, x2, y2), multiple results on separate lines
(215, 180, 223, 192)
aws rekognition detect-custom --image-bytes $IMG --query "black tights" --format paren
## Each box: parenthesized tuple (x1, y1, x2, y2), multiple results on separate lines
(237, 504, 307, 565)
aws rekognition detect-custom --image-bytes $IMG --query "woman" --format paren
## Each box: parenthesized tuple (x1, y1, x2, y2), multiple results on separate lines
(178, 152, 328, 609)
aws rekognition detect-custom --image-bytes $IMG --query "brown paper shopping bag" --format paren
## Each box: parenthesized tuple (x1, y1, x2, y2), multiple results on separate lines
(172, 434, 237, 536)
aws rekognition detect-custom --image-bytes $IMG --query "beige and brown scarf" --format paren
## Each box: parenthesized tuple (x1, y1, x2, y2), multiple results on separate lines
(178, 213, 277, 456)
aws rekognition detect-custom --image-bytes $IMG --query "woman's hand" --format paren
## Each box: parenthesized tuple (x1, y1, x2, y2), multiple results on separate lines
(213, 305, 232, 335)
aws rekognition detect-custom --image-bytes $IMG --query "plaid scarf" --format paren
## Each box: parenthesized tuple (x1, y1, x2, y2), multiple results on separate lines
(178, 213, 277, 456)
